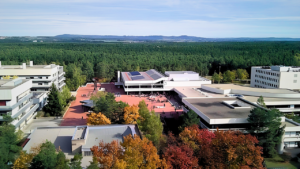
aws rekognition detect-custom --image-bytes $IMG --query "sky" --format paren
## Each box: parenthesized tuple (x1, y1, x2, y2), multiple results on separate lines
(0, 0, 300, 37)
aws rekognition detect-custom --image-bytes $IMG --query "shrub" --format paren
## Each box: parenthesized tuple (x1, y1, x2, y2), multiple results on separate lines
(69, 96, 76, 102)
(45, 113, 50, 117)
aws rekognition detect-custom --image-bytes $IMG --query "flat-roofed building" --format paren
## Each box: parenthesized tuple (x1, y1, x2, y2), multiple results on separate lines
(117, 69, 211, 94)
(0, 79, 40, 130)
(250, 66, 300, 89)
(23, 124, 142, 168)
(0, 61, 66, 91)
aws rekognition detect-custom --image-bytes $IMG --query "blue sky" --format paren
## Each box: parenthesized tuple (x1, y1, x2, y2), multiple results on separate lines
(1, 0, 299, 37)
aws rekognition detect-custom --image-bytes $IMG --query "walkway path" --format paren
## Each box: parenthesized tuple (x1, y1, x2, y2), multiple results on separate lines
(60, 84, 98, 126)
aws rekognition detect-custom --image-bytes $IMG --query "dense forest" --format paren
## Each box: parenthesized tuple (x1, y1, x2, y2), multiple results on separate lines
(0, 42, 299, 90)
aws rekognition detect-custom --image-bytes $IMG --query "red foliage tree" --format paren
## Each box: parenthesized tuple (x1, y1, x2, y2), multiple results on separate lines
(163, 144, 198, 169)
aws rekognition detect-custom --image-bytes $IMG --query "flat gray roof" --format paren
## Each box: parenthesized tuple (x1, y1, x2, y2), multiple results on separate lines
(203, 84, 298, 94)
(23, 126, 76, 154)
(184, 98, 253, 119)
(0, 65, 59, 69)
(83, 125, 136, 148)
(243, 96, 300, 103)
(165, 71, 198, 75)
(0, 79, 30, 90)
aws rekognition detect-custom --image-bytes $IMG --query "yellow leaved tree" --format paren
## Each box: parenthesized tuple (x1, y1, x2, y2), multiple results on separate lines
(3, 75, 11, 79)
(121, 135, 168, 169)
(90, 135, 168, 169)
(87, 112, 111, 125)
(12, 75, 18, 79)
(13, 144, 41, 169)
(123, 105, 140, 124)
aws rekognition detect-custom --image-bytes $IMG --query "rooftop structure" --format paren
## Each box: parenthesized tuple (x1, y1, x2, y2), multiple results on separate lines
(0, 61, 66, 91)
(23, 125, 141, 167)
(117, 69, 211, 94)
(250, 66, 300, 89)
(202, 84, 300, 98)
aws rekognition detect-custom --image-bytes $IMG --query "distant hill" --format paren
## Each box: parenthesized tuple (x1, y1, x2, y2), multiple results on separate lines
(54, 34, 300, 42)
(1, 34, 300, 43)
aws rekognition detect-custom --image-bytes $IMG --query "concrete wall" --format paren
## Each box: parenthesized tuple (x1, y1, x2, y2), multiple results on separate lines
(71, 139, 85, 154)
(164, 80, 211, 87)
(168, 74, 199, 81)
(279, 72, 300, 89)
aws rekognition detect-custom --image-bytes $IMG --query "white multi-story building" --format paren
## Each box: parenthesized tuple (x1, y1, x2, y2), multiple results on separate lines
(116, 69, 211, 94)
(180, 84, 300, 154)
(0, 79, 41, 130)
(250, 66, 300, 89)
(0, 61, 66, 92)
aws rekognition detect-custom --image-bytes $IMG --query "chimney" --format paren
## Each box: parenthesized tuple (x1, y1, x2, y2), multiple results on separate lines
(22, 63, 26, 69)
(30, 61, 33, 67)
(117, 71, 120, 83)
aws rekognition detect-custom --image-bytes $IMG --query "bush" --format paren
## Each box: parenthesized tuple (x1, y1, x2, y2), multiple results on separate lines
(69, 96, 76, 102)
(36, 110, 45, 117)
(45, 113, 50, 117)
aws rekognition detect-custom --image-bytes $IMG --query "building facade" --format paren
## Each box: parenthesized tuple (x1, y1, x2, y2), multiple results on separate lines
(250, 66, 300, 89)
(0, 61, 66, 91)
(0, 79, 40, 130)
(117, 69, 211, 94)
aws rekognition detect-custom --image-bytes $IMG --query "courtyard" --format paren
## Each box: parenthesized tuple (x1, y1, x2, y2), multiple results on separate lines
(60, 83, 183, 126)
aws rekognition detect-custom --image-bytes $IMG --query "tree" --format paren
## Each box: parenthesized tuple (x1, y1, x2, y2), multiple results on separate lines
(210, 130, 264, 168)
(2, 75, 11, 79)
(90, 91, 107, 102)
(90, 140, 124, 169)
(43, 84, 63, 116)
(236, 69, 249, 80)
(121, 135, 167, 169)
(211, 72, 221, 84)
(87, 112, 111, 125)
(137, 100, 163, 147)
(69, 153, 83, 169)
(257, 96, 267, 108)
(123, 105, 140, 124)
(0, 122, 22, 169)
(13, 144, 41, 169)
(223, 70, 236, 82)
(248, 97, 285, 157)
(55, 151, 70, 169)
(60, 86, 72, 107)
(30, 141, 57, 169)
(12, 75, 18, 79)
(163, 145, 198, 169)
(178, 110, 199, 131)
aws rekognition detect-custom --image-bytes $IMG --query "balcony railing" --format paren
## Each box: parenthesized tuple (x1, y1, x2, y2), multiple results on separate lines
(0, 93, 33, 111)
(12, 104, 39, 128)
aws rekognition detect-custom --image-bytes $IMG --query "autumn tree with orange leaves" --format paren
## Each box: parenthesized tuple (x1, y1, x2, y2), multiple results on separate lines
(90, 134, 167, 169)
(123, 105, 140, 124)
(163, 125, 265, 169)
(87, 112, 111, 125)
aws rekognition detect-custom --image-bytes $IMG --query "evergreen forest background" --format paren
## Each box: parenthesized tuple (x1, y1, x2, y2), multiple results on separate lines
(0, 42, 299, 90)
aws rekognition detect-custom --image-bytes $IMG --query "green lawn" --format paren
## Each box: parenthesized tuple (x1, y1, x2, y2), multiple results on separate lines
(265, 154, 300, 169)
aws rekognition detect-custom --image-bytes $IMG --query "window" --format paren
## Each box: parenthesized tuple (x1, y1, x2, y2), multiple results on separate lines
(39, 77, 42, 79)
(46, 77, 48, 79)
(295, 74, 298, 77)
(84, 151, 92, 156)
(31, 89, 37, 91)
(30, 77, 34, 79)
(294, 80, 297, 83)
(0, 101, 6, 106)
(38, 83, 43, 85)
(44, 83, 48, 85)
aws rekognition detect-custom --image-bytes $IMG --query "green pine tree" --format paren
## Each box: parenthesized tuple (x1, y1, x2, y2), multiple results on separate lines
(43, 84, 63, 116)
(179, 110, 200, 131)
(247, 97, 285, 158)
